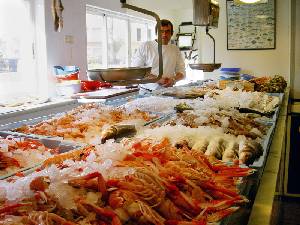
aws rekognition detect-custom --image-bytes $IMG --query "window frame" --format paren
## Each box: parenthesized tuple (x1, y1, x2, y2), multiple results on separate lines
(86, 6, 156, 69)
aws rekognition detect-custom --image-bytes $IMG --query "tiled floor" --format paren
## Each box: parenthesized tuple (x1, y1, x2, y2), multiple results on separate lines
(272, 196, 300, 225)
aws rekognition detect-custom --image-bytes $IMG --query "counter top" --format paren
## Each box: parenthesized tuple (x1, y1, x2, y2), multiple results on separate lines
(247, 89, 289, 225)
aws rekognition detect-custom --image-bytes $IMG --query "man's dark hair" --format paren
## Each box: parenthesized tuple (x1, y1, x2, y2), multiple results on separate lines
(155, 19, 174, 35)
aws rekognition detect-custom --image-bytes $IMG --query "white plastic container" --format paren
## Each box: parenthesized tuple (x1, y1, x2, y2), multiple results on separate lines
(56, 80, 81, 96)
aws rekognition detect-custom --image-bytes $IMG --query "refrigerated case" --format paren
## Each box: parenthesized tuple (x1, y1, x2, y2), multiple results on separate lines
(0, 84, 289, 225)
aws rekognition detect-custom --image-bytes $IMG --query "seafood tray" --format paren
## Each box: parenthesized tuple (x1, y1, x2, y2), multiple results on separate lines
(238, 92, 284, 123)
(153, 86, 209, 99)
(0, 137, 254, 225)
(0, 131, 85, 179)
(144, 112, 276, 168)
(5, 104, 166, 145)
(248, 121, 276, 168)
(269, 92, 284, 121)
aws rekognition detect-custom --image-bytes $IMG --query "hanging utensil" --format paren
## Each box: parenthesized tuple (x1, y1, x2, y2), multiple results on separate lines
(189, 0, 221, 72)
(189, 26, 221, 72)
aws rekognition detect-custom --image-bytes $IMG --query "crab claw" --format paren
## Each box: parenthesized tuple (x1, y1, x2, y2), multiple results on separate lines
(30, 176, 50, 192)
(68, 172, 108, 200)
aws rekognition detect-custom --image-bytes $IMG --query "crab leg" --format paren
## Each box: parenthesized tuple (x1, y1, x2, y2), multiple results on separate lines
(0, 203, 31, 215)
(68, 172, 108, 200)
(79, 200, 122, 225)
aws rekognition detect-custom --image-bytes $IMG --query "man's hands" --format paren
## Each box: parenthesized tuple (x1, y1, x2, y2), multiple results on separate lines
(157, 77, 176, 87)
(144, 72, 184, 87)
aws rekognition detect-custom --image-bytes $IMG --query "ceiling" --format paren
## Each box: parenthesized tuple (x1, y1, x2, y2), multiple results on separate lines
(128, 0, 193, 11)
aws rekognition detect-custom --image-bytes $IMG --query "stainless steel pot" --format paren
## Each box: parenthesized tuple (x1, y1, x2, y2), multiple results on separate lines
(87, 67, 151, 82)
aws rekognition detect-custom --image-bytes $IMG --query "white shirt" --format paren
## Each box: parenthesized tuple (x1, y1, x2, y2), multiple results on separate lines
(131, 41, 186, 79)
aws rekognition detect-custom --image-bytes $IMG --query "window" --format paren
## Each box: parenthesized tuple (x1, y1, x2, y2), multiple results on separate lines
(0, 0, 37, 98)
(86, 13, 106, 69)
(107, 16, 128, 68)
(148, 27, 155, 41)
(137, 28, 142, 42)
(86, 6, 155, 69)
(130, 22, 147, 57)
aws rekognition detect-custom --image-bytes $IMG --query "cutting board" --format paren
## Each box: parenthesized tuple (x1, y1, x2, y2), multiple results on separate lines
(72, 87, 139, 99)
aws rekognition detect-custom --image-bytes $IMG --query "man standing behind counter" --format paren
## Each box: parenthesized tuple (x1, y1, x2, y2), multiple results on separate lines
(131, 19, 186, 89)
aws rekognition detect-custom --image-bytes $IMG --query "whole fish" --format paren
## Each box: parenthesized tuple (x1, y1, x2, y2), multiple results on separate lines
(101, 124, 136, 144)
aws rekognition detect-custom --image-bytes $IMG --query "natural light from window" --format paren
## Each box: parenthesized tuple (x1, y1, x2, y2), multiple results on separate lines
(0, 0, 36, 99)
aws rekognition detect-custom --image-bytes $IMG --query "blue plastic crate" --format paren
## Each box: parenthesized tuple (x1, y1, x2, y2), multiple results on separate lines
(54, 66, 79, 75)
(220, 68, 241, 73)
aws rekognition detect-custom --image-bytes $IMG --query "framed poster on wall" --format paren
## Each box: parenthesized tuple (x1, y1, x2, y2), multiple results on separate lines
(226, 0, 276, 50)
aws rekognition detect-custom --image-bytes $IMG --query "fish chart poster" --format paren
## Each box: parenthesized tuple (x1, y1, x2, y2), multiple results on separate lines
(226, 0, 276, 50)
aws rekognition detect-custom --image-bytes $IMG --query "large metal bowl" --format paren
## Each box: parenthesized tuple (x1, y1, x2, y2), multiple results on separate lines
(189, 63, 221, 72)
(87, 67, 151, 82)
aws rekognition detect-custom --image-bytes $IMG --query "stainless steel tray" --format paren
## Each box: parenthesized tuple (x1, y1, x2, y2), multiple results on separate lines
(0, 113, 62, 132)
(3, 107, 166, 144)
(143, 112, 276, 168)
(0, 131, 85, 179)
(0, 100, 79, 130)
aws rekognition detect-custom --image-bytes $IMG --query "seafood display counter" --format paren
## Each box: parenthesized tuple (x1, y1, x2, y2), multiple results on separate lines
(0, 83, 288, 225)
